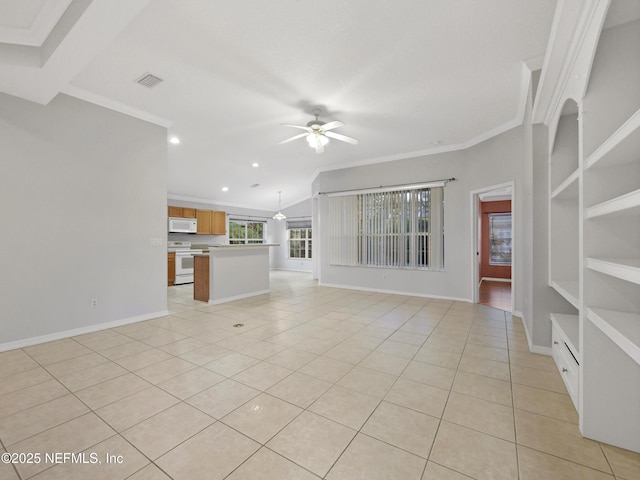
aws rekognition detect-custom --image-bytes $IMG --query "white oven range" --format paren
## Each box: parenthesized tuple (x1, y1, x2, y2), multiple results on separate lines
(168, 241, 203, 285)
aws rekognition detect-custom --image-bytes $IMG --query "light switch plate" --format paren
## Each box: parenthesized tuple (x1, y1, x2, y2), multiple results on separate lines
(151, 238, 162, 247)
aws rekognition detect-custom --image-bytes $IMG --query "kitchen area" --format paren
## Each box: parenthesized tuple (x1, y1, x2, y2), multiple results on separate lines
(167, 204, 279, 305)
(167, 205, 226, 286)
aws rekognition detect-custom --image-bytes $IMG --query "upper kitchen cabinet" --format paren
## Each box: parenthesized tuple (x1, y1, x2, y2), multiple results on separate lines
(196, 209, 226, 235)
(168, 206, 196, 218)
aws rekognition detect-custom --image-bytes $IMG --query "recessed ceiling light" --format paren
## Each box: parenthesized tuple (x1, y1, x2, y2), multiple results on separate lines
(221, 187, 229, 192)
(169, 136, 180, 144)
(252, 162, 259, 168)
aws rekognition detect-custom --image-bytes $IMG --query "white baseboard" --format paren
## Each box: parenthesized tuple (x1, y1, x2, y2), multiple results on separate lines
(208, 289, 271, 305)
(319, 282, 471, 303)
(270, 268, 312, 273)
(530, 344, 553, 356)
(514, 311, 552, 356)
(480, 277, 512, 283)
(0, 310, 170, 353)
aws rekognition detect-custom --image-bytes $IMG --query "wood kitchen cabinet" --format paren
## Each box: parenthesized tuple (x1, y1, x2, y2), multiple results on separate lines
(196, 209, 226, 235)
(211, 210, 226, 234)
(168, 252, 175, 286)
(168, 206, 196, 218)
(193, 255, 209, 302)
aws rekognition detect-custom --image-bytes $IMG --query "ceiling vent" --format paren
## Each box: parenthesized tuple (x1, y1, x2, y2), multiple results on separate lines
(136, 73, 163, 88)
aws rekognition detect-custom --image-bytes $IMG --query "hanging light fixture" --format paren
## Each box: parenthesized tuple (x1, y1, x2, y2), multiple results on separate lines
(273, 191, 286, 221)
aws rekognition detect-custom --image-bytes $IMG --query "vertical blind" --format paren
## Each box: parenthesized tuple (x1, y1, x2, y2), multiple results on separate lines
(489, 213, 512, 266)
(328, 186, 444, 270)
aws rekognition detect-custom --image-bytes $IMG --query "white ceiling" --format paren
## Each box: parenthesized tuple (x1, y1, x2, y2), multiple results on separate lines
(1, 0, 562, 211)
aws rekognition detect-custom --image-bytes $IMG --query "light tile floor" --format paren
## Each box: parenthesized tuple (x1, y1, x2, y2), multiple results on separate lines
(1, 271, 639, 479)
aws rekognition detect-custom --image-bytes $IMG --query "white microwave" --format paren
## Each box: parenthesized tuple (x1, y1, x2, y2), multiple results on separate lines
(168, 217, 197, 233)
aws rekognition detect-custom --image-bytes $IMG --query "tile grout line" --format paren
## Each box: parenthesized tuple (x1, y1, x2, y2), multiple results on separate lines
(505, 308, 522, 480)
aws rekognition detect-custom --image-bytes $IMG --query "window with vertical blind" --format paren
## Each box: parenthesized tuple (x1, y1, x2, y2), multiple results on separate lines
(328, 186, 445, 270)
(489, 213, 512, 266)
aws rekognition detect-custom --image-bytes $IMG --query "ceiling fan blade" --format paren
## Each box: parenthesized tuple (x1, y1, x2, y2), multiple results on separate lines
(320, 120, 344, 131)
(278, 132, 308, 144)
(325, 131, 359, 145)
(282, 124, 312, 132)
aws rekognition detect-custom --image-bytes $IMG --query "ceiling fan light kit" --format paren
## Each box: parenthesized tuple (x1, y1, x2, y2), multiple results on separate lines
(279, 110, 359, 154)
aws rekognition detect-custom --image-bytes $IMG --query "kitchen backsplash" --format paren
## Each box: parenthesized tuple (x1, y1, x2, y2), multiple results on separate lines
(167, 232, 227, 245)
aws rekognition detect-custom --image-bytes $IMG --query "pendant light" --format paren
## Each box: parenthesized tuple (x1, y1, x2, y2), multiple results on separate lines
(273, 191, 286, 221)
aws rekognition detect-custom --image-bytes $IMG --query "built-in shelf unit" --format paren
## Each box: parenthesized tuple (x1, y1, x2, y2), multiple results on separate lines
(582, 104, 640, 452)
(546, 11, 640, 453)
(548, 104, 581, 409)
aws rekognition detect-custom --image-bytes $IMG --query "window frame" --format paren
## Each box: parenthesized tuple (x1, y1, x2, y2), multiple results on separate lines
(288, 227, 312, 259)
(228, 219, 266, 244)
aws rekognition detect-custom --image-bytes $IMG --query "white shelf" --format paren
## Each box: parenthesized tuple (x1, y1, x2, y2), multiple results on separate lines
(551, 168, 579, 200)
(587, 308, 640, 366)
(550, 280, 580, 309)
(585, 189, 640, 219)
(550, 313, 580, 357)
(585, 258, 640, 285)
(586, 109, 640, 170)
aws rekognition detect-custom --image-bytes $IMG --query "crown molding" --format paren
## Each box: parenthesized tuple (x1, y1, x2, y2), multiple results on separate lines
(535, 0, 608, 127)
(167, 193, 310, 213)
(62, 84, 173, 127)
(0, 0, 72, 47)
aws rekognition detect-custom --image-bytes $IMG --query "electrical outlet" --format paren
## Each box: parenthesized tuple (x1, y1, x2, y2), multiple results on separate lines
(90, 299, 98, 308)
(151, 238, 162, 247)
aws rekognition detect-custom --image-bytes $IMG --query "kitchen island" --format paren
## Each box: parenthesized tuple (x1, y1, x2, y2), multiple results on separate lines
(193, 244, 278, 304)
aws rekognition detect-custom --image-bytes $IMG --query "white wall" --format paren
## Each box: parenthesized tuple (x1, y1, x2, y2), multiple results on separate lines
(313, 125, 528, 307)
(0, 93, 168, 350)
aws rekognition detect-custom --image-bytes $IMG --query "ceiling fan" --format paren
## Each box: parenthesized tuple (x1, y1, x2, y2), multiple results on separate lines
(279, 110, 359, 153)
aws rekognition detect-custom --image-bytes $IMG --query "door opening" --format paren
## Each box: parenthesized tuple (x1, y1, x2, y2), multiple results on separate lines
(470, 183, 514, 312)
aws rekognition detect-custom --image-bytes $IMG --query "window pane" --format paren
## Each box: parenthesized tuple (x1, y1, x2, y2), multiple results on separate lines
(229, 221, 246, 240)
(247, 222, 263, 239)
(288, 229, 312, 259)
(229, 220, 265, 244)
(489, 213, 512, 266)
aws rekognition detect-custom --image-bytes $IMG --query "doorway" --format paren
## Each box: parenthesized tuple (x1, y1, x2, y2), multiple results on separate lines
(470, 183, 514, 312)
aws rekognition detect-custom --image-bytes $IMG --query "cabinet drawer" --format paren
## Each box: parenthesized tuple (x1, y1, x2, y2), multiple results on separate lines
(552, 324, 579, 408)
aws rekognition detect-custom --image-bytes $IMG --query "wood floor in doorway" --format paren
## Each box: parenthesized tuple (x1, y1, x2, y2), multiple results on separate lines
(479, 280, 511, 312)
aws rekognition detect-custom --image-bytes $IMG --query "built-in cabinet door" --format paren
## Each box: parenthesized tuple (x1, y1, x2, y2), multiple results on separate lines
(168, 206, 196, 218)
(196, 209, 211, 234)
(168, 206, 182, 217)
(168, 252, 175, 285)
(196, 209, 226, 235)
(211, 210, 226, 235)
